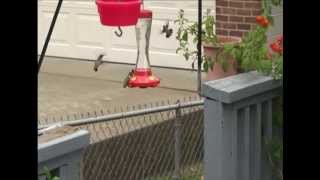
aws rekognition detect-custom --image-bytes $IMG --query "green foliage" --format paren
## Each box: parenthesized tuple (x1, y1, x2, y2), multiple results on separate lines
(264, 137, 283, 180)
(224, 26, 269, 72)
(262, 0, 283, 25)
(223, 0, 283, 80)
(174, 9, 218, 72)
(263, 96, 283, 180)
(42, 167, 60, 180)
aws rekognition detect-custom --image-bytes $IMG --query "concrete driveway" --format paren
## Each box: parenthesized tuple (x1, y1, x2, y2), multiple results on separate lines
(38, 57, 204, 123)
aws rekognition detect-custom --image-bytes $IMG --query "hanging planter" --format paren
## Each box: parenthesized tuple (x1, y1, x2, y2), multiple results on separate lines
(96, 0, 141, 26)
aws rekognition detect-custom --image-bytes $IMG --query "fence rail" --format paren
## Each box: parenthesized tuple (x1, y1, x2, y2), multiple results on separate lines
(38, 99, 204, 130)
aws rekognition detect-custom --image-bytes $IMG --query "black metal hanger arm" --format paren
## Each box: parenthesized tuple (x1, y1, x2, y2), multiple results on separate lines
(38, 0, 64, 74)
(197, 0, 202, 95)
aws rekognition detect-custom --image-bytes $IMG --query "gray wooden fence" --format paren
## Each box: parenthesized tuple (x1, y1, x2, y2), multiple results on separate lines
(38, 128, 90, 180)
(202, 71, 282, 180)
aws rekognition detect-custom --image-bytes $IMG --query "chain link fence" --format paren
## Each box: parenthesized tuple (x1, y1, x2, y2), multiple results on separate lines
(39, 96, 204, 180)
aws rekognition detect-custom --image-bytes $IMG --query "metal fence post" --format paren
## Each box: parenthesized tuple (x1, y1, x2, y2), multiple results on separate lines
(173, 100, 182, 180)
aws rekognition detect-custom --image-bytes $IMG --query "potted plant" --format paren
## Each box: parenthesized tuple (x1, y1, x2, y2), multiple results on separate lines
(223, 15, 283, 80)
(174, 9, 241, 81)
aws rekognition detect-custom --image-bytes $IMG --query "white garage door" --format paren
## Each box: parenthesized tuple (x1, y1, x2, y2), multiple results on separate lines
(38, 0, 215, 69)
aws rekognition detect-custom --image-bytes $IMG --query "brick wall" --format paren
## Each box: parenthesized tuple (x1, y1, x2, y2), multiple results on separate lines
(215, 0, 262, 38)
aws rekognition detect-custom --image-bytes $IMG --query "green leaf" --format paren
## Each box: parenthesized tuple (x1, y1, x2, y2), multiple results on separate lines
(203, 61, 209, 72)
(43, 167, 52, 179)
(182, 31, 188, 42)
(209, 60, 214, 71)
(176, 47, 182, 54)
(183, 53, 189, 61)
(271, 0, 282, 6)
(221, 59, 228, 72)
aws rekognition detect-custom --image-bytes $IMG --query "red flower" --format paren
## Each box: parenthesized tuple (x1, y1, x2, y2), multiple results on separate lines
(256, 16, 264, 23)
(270, 34, 283, 54)
(256, 16, 269, 28)
(276, 35, 283, 44)
(270, 42, 283, 54)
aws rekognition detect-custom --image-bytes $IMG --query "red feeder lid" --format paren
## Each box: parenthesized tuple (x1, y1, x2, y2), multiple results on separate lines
(139, 9, 152, 18)
(96, 0, 141, 26)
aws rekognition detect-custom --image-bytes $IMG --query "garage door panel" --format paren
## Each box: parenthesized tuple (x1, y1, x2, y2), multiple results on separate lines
(150, 51, 195, 69)
(107, 48, 136, 64)
(38, 0, 215, 69)
(46, 43, 73, 57)
(110, 26, 137, 48)
(75, 14, 105, 46)
(149, 20, 179, 51)
(73, 10, 109, 59)
(42, 11, 72, 43)
(75, 46, 106, 60)
(108, 49, 195, 70)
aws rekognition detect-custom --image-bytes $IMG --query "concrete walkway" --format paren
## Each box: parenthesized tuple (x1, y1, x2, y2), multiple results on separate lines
(39, 57, 204, 122)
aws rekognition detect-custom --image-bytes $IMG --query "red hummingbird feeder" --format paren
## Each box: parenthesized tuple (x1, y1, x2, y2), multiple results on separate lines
(96, 0, 160, 88)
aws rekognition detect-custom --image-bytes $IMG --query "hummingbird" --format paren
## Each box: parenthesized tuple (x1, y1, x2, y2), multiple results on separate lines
(123, 69, 135, 88)
(93, 54, 104, 72)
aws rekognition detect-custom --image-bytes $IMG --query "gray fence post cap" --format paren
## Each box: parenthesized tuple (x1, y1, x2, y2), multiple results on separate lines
(38, 127, 90, 163)
(201, 71, 282, 103)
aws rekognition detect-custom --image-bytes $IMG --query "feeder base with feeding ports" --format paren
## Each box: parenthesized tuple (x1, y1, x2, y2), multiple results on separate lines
(128, 9, 160, 88)
(128, 68, 160, 88)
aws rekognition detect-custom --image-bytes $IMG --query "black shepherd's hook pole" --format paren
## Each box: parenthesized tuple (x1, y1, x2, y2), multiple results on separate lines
(38, 0, 64, 74)
(197, 0, 202, 95)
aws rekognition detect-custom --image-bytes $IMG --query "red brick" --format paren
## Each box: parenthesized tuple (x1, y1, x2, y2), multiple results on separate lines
(222, 8, 237, 15)
(252, 9, 263, 16)
(237, 9, 251, 16)
(216, 0, 229, 7)
(216, 29, 229, 36)
(229, 1, 244, 8)
(216, 7, 222, 14)
(222, 23, 237, 29)
(237, 24, 251, 30)
(245, 2, 262, 9)
(245, 16, 257, 23)
(216, 15, 229, 22)
(229, 16, 244, 22)
(216, 0, 263, 37)
(216, 22, 222, 28)
(230, 30, 244, 37)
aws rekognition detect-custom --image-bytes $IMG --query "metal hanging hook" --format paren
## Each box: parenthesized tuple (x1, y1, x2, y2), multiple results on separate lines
(114, 26, 123, 37)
